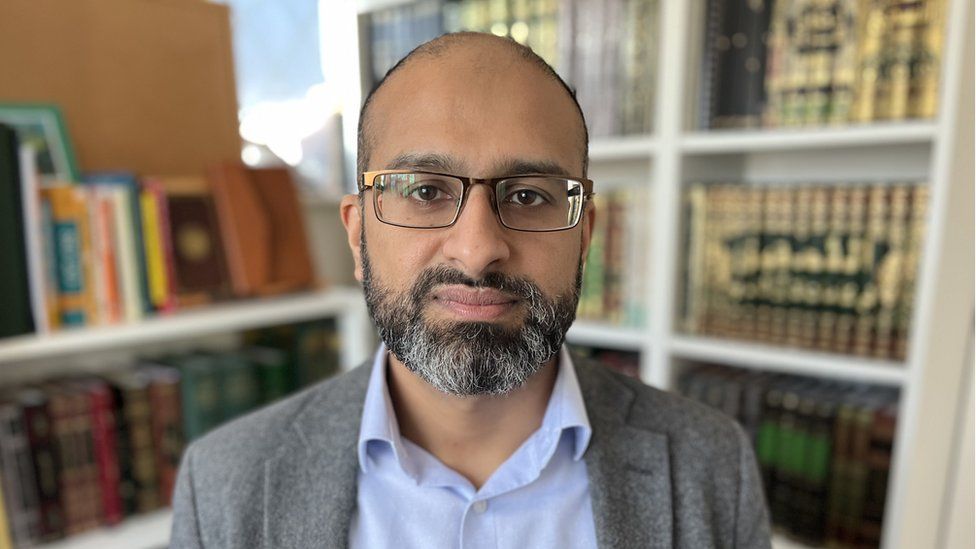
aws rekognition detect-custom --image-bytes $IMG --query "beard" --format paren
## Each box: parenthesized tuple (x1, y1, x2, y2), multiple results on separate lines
(361, 239, 583, 397)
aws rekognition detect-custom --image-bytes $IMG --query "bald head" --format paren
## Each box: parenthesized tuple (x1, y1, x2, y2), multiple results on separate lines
(356, 32, 589, 182)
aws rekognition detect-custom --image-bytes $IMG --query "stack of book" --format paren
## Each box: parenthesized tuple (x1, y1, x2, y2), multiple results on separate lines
(699, 0, 946, 129)
(678, 364, 898, 548)
(0, 318, 341, 547)
(365, 0, 659, 136)
(680, 181, 926, 360)
(568, 344, 641, 378)
(0, 122, 317, 339)
(577, 186, 652, 328)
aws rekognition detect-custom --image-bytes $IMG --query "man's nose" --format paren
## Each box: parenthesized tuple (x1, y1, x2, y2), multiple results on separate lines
(441, 185, 512, 277)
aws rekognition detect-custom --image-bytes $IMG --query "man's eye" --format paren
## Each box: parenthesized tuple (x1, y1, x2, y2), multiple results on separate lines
(506, 188, 548, 206)
(407, 184, 449, 202)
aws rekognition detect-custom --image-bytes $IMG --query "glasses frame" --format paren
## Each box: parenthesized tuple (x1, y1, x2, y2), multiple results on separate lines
(359, 169, 595, 232)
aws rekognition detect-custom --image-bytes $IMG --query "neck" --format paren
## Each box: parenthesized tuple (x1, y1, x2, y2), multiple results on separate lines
(386, 351, 559, 489)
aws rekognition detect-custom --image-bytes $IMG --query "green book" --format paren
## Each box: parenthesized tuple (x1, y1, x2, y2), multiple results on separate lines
(0, 124, 35, 338)
(293, 319, 341, 388)
(244, 346, 293, 404)
(217, 352, 261, 422)
(174, 353, 222, 442)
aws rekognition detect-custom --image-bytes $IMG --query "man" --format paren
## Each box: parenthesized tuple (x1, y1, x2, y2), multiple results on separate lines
(171, 32, 771, 548)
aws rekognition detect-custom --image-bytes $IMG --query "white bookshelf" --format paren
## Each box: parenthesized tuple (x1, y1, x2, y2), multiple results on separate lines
(680, 121, 938, 153)
(566, 321, 646, 351)
(38, 510, 170, 549)
(8, 0, 970, 547)
(0, 287, 374, 372)
(352, 2, 972, 549)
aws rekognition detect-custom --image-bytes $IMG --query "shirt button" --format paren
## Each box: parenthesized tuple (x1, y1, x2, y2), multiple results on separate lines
(472, 500, 488, 514)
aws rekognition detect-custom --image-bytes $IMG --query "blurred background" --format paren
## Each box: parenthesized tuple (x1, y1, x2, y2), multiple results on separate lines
(0, 0, 972, 548)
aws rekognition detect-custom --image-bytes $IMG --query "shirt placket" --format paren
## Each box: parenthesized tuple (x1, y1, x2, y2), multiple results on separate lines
(458, 497, 497, 549)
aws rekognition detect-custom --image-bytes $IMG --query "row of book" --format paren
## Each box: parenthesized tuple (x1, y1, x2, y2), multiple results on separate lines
(0, 318, 341, 548)
(1, 122, 317, 339)
(678, 364, 898, 548)
(700, 0, 945, 129)
(680, 181, 926, 360)
(577, 186, 651, 327)
(365, 0, 659, 136)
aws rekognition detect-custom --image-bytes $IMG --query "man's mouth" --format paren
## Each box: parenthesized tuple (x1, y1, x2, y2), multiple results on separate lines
(430, 286, 520, 321)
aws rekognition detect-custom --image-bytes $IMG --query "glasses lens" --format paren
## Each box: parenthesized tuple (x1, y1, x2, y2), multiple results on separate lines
(374, 172, 464, 228)
(497, 177, 584, 231)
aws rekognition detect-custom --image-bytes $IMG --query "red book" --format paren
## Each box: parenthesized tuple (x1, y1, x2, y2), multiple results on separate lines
(85, 379, 123, 525)
(146, 365, 183, 506)
(19, 388, 62, 540)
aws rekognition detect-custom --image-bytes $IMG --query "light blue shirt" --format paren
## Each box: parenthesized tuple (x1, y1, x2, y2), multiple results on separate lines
(349, 344, 598, 549)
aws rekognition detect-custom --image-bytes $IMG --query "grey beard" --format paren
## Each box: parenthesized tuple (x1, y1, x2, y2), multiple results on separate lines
(361, 243, 582, 396)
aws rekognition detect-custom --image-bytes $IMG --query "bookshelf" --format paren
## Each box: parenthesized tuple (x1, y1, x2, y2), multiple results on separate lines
(0, 288, 373, 370)
(38, 510, 170, 549)
(351, 1, 972, 548)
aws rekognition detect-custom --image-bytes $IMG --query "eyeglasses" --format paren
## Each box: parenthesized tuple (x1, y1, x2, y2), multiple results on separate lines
(359, 170, 595, 232)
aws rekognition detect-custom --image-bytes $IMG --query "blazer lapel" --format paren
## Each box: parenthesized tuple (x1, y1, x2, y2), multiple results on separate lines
(577, 361, 674, 549)
(262, 364, 372, 549)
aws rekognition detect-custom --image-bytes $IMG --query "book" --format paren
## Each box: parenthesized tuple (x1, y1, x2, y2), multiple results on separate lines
(216, 353, 261, 424)
(107, 185, 145, 323)
(108, 370, 159, 515)
(41, 184, 98, 328)
(82, 378, 123, 526)
(0, 124, 36, 338)
(139, 181, 177, 314)
(154, 176, 231, 307)
(681, 181, 925, 359)
(46, 381, 101, 535)
(19, 387, 63, 540)
(208, 163, 316, 298)
(174, 353, 223, 443)
(145, 365, 182, 506)
(0, 397, 41, 545)
(19, 144, 55, 335)
(82, 173, 152, 317)
(678, 364, 900, 545)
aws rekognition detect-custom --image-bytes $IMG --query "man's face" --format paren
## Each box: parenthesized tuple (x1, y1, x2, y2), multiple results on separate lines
(341, 41, 594, 396)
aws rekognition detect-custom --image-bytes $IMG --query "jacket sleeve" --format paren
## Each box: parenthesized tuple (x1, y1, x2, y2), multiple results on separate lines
(734, 424, 773, 549)
(170, 443, 204, 548)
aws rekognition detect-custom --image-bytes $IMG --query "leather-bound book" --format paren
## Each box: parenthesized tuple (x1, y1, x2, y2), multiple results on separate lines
(208, 163, 315, 297)
(154, 176, 231, 307)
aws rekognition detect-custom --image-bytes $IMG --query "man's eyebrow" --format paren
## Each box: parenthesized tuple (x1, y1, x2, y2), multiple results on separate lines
(384, 152, 466, 173)
(493, 158, 571, 177)
(383, 153, 572, 177)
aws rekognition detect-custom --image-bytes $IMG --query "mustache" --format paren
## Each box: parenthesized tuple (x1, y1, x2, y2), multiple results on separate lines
(410, 265, 541, 307)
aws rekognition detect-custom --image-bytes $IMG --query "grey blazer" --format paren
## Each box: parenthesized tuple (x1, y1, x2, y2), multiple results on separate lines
(170, 358, 772, 548)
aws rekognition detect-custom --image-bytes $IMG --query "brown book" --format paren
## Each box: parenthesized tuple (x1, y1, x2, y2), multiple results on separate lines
(47, 381, 101, 535)
(873, 185, 910, 358)
(145, 365, 183, 506)
(19, 388, 62, 541)
(109, 370, 160, 515)
(835, 186, 869, 354)
(893, 184, 928, 359)
(208, 163, 315, 298)
(154, 176, 231, 307)
(853, 185, 889, 356)
(818, 187, 849, 352)
(786, 187, 813, 347)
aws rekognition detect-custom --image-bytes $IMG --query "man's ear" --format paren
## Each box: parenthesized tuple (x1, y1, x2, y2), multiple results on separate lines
(579, 200, 597, 266)
(340, 194, 364, 282)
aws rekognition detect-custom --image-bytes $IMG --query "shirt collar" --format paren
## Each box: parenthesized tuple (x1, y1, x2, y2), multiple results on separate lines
(355, 343, 593, 474)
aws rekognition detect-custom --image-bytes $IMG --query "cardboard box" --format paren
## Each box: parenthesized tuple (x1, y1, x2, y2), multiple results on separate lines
(0, 0, 241, 176)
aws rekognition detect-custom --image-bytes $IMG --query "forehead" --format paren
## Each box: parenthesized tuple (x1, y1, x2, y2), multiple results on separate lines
(366, 42, 584, 177)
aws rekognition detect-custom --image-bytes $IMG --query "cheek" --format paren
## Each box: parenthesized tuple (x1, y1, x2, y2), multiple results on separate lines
(517, 234, 584, 289)
(365, 223, 440, 289)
